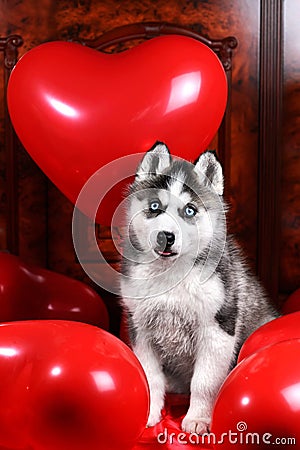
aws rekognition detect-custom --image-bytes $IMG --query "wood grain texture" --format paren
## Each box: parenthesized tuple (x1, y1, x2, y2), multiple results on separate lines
(0, 35, 23, 255)
(280, 0, 300, 294)
(257, 0, 283, 301)
(17, 143, 47, 266)
(0, 55, 6, 251)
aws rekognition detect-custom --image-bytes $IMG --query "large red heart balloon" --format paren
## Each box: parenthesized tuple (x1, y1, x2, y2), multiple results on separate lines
(7, 37, 227, 225)
(0, 253, 109, 329)
(0, 320, 149, 450)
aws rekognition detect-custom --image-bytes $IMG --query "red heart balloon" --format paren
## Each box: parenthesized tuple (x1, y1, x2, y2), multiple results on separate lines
(7, 37, 227, 225)
(211, 340, 300, 449)
(0, 253, 109, 329)
(237, 312, 300, 363)
(0, 320, 149, 450)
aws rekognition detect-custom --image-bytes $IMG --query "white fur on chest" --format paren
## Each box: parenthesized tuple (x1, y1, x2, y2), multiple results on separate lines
(121, 265, 225, 327)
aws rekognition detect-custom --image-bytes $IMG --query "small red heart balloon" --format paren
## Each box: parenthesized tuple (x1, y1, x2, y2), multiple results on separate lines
(0, 253, 109, 329)
(7, 36, 227, 225)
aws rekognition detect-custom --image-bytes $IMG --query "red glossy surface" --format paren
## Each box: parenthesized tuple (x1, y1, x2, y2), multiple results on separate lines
(0, 253, 109, 329)
(7, 37, 227, 225)
(212, 340, 300, 449)
(282, 288, 300, 314)
(0, 320, 149, 450)
(237, 312, 300, 363)
(134, 394, 212, 450)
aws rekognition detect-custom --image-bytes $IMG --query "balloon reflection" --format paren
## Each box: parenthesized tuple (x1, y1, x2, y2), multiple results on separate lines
(0, 347, 18, 357)
(47, 96, 79, 119)
(165, 72, 201, 114)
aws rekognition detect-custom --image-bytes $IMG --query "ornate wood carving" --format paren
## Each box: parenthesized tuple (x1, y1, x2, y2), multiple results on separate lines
(0, 35, 23, 70)
(79, 22, 237, 71)
(1, 35, 23, 254)
(257, 1, 283, 301)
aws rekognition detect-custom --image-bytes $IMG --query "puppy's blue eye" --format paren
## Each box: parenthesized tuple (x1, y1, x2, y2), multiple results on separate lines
(149, 200, 161, 212)
(184, 205, 197, 217)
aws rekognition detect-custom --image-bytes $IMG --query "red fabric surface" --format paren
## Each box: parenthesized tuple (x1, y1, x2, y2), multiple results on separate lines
(134, 394, 213, 449)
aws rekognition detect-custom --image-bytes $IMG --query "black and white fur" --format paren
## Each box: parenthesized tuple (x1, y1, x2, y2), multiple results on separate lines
(120, 142, 278, 434)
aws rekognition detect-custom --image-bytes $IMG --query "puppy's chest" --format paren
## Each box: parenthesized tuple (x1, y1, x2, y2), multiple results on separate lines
(145, 303, 200, 361)
(128, 272, 225, 361)
(137, 282, 221, 363)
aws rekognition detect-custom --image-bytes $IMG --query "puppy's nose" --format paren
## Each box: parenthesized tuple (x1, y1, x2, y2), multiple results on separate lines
(157, 231, 175, 248)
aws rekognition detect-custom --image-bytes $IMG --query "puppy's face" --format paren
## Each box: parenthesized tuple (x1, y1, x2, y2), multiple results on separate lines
(125, 143, 225, 266)
(127, 186, 212, 263)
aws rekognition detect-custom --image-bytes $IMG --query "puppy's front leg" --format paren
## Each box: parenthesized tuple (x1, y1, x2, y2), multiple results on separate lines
(134, 335, 166, 427)
(182, 326, 235, 434)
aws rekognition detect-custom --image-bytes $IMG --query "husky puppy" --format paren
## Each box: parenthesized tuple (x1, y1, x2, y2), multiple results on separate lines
(120, 142, 278, 435)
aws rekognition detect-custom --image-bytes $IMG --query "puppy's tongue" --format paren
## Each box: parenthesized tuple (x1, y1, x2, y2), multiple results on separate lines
(158, 250, 173, 256)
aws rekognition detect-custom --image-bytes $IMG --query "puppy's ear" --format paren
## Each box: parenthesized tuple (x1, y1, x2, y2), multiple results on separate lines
(194, 150, 224, 195)
(136, 141, 172, 180)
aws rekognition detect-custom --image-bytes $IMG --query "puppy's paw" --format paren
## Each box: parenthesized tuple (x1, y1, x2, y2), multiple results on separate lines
(147, 409, 162, 428)
(181, 414, 210, 435)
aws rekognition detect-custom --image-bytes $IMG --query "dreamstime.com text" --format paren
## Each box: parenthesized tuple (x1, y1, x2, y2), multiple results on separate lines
(157, 422, 296, 446)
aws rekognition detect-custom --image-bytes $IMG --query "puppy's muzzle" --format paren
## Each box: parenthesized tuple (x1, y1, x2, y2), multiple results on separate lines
(157, 231, 175, 248)
(155, 231, 177, 257)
